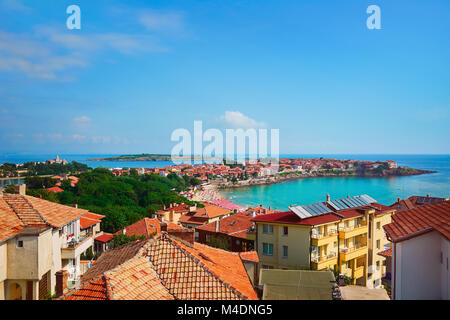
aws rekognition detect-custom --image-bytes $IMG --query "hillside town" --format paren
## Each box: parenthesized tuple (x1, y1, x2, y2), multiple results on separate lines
(1, 179, 448, 300)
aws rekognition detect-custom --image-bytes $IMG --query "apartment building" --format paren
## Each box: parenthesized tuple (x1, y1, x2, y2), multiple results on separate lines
(0, 189, 98, 300)
(251, 194, 395, 288)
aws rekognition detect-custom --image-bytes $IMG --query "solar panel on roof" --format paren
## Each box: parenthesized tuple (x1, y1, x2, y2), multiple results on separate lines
(316, 202, 332, 213)
(351, 197, 367, 206)
(336, 199, 350, 209)
(289, 206, 312, 219)
(310, 203, 326, 214)
(327, 201, 340, 211)
(340, 198, 354, 208)
(304, 205, 319, 215)
(344, 198, 359, 207)
(358, 194, 377, 204)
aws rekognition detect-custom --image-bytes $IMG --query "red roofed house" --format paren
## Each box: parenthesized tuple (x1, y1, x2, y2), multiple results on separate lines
(383, 200, 450, 300)
(196, 206, 278, 252)
(0, 187, 101, 300)
(178, 202, 232, 231)
(115, 217, 186, 239)
(61, 230, 259, 300)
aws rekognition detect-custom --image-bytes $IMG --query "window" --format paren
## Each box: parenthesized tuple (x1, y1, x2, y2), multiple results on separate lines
(376, 222, 381, 230)
(346, 261, 351, 269)
(262, 224, 273, 234)
(382, 260, 386, 266)
(282, 226, 288, 236)
(262, 265, 274, 269)
(263, 243, 273, 256)
(16, 239, 23, 248)
(376, 261, 380, 270)
(282, 245, 288, 258)
(334, 241, 337, 247)
(376, 240, 380, 249)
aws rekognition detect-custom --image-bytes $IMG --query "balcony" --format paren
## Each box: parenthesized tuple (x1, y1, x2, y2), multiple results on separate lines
(339, 244, 368, 261)
(61, 234, 93, 259)
(311, 253, 338, 270)
(311, 229, 338, 247)
(352, 266, 365, 279)
(338, 224, 368, 239)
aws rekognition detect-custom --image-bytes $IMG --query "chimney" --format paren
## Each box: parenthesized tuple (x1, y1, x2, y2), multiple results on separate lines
(397, 198, 400, 203)
(168, 229, 195, 245)
(72, 204, 78, 209)
(55, 270, 69, 297)
(122, 228, 126, 235)
(326, 193, 330, 202)
(347, 195, 350, 199)
(215, 220, 220, 233)
(427, 194, 430, 198)
(268, 206, 271, 211)
(169, 203, 173, 208)
(14, 184, 26, 196)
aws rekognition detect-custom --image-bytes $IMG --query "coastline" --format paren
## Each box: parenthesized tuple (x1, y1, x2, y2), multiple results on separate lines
(212, 169, 436, 190)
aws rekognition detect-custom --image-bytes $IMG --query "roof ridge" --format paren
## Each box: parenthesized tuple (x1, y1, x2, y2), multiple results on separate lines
(150, 233, 248, 299)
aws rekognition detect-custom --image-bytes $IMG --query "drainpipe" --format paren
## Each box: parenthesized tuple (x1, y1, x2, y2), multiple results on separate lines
(393, 241, 396, 300)
(309, 228, 312, 269)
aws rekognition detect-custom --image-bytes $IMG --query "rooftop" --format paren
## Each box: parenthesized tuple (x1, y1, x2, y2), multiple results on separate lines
(0, 193, 90, 242)
(383, 200, 450, 242)
(64, 232, 258, 300)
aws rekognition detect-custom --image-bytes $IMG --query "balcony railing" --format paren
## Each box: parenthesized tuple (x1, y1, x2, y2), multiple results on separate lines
(311, 252, 337, 263)
(311, 229, 338, 239)
(338, 223, 366, 232)
(340, 243, 366, 253)
(63, 233, 92, 249)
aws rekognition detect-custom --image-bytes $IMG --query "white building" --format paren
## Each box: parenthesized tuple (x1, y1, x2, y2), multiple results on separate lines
(384, 200, 450, 300)
(0, 188, 96, 300)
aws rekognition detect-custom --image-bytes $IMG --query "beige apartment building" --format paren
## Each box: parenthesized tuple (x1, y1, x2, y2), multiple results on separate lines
(0, 188, 99, 300)
(251, 195, 394, 288)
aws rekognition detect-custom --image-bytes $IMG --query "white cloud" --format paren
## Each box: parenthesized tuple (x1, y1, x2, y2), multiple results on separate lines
(0, 26, 169, 80)
(73, 116, 91, 125)
(220, 111, 266, 129)
(0, 0, 31, 13)
(138, 11, 184, 32)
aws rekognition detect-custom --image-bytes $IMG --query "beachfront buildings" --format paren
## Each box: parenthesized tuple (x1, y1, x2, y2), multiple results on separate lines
(178, 202, 232, 229)
(383, 201, 450, 299)
(196, 206, 277, 252)
(155, 203, 192, 224)
(251, 195, 394, 289)
(0, 189, 100, 300)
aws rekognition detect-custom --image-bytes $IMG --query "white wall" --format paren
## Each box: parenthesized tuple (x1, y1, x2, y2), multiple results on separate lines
(395, 231, 449, 299)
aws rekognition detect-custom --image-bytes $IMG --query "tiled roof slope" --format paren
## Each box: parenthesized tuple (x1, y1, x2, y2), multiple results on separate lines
(239, 251, 259, 263)
(160, 238, 258, 300)
(81, 240, 148, 283)
(115, 217, 186, 238)
(25, 195, 88, 228)
(104, 257, 173, 300)
(0, 196, 24, 242)
(197, 211, 257, 239)
(384, 201, 450, 242)
(65, 278, 108, 300)
(66, 233, 257, 300)
(388, 195, 448, 213)
(2, 194, 47, 227)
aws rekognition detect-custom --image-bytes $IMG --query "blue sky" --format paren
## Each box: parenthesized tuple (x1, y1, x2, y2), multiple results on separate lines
(0, 0, 449, 155)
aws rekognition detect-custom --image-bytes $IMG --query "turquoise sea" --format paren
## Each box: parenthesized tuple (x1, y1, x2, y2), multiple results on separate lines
(1, 153, 449, 209)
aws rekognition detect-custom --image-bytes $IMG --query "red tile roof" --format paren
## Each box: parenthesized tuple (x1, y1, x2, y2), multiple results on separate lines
(47, 186, 64, 193)
(196, 212, 253, 239)
(377, 248, 392, 257)
(64, 233, 257, 300)
(80, 217, 101, 229)
(239, 251, 259, 263)
(384, 201, 450, 242)
(115, 218, 186, 238)
(95, 233, 113, 243)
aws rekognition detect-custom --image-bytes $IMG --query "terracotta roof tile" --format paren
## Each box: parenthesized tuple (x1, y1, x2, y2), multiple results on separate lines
(384, 201, 450, 242)
(95, 233, 114, 243)
(24, 195, 88, 228)
(239, 251, 259, 263)
(65, 233, 258, 300)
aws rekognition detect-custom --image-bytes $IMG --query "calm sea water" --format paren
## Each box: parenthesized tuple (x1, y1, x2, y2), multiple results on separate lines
(221, 154, 450, 210)
(1, 153, 449, 208)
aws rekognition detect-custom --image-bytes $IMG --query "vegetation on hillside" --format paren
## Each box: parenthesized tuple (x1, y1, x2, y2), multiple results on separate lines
(23, 168, 200, 234)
